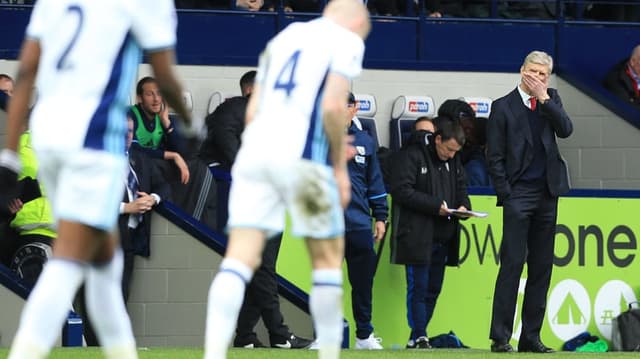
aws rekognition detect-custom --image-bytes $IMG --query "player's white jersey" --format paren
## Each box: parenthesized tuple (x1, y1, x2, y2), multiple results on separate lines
(26, 0, 177, 154)
(237, 17, 365, 166)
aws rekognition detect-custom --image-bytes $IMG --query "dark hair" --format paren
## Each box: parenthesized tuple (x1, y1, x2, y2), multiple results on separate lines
(437, 99, 475, 121)
(434, 116, 465, 146)
(136, 76, 157, 96)
(240, 70, 257, 95)
(347, 92, 356, 104)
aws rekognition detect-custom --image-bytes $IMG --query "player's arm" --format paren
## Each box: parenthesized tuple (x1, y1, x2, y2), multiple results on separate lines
(323, 73, 349, 169)
(147, 49, 191, 127)
(5, 39, 39, 153)
(322, 73, 351, 208)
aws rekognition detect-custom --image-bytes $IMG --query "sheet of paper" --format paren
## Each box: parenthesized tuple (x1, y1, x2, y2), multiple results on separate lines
(447, 209, 489, 218)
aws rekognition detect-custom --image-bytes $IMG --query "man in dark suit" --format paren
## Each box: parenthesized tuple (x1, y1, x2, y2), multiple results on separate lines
(487, 50, 573, 353)
(120, 117, 171, 302)
(79, 114, 172, 346)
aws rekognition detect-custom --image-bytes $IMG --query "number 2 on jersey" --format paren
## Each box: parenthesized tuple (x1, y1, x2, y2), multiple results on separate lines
(273, 50, 301, 97)
(56, 5, 84, 70)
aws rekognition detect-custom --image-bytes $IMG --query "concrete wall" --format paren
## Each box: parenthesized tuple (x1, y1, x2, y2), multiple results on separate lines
(0, 286, 25, 347)
(1, 60, 637, 189)
(127, 213, 314, 347)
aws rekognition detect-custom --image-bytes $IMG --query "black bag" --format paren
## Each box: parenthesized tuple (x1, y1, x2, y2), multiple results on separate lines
(612, 302, 640, 351)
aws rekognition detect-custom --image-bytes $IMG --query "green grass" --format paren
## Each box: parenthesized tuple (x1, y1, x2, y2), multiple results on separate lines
(0, 347, 638, 358)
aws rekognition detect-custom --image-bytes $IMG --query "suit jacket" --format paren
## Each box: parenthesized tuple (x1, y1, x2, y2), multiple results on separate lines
(120, 148, 171, 257)
(603, 59, 640, 108)
(486, 87, 573, 206)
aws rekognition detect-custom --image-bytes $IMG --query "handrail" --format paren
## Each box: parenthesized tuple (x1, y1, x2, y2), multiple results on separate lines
(0, 263, 31, 299)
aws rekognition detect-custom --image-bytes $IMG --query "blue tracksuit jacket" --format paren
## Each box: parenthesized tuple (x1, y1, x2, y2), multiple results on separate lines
(345, 121, 388, 231)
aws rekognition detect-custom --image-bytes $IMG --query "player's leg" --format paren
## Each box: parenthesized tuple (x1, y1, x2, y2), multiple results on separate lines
(10, 149, 133, 359)
(205, 228, 266, 359)
(305, 236, 345, 359)
(204, 163, 279, 359)
(8, 220, 105, 359)
(288, 160, 345, 359)
(85, 232, 137, 359)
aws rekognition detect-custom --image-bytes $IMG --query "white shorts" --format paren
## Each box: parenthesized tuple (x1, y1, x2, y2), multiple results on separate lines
(227, 159, 344, 239)
(34, 148, 127, 231)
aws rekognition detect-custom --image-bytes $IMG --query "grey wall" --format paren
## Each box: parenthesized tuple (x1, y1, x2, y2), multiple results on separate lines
(1, 60, 636, 189)
(0, 286, 26, 347)
(128, 213, 314, 347)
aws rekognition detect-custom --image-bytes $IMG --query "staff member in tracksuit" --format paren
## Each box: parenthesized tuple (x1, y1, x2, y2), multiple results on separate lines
(389, 116, 470, 349)
(343, 92, 388, 350)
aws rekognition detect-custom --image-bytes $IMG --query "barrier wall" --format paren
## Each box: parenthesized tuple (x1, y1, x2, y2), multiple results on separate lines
(278, 191, 640, 349)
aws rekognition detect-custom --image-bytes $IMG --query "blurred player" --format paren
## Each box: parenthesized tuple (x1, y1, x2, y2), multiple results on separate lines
(1, 1, 190, 358)
(203, 0, 370, 358)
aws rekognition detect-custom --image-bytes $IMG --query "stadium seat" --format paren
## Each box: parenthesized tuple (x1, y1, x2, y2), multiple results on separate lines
(460, 96, 492, 118)
(207, 91, 239, 115)
(169, 90, 194, 116)
(389, 95, 436, 151)
(354, 93, 380, 148)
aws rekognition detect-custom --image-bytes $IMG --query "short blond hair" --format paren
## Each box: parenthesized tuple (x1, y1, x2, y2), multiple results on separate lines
(522, 50, 553, 73)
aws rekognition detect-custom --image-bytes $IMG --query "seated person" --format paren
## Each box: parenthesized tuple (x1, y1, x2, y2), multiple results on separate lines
(174, 0, 231, 9)
(0, 73, 14, 97)
(236, 0, 265, 11)
(414, 116, 435, 133)
(425, 0, 490, 18)
(438, 99, 490, 186)
(583, 1, 640, 22)
(129, 77, 216, 228)
(283, 0, 321, 12)
(499, 1, 556, 19)
(128, 76, 190, 184)
(120, 116, 171, 303)
(78, 116, 171, 346)
(1, 129, 55, 287)
(603, 45, 640, 108)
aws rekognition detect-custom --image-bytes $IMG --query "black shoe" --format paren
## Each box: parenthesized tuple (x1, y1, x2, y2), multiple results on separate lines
(271, 334, 313, 349)
(518, 340, 554, 353)
(415, 336, 432, 349)
(233, 338, 266, 348)
(491, 341, 514, 352)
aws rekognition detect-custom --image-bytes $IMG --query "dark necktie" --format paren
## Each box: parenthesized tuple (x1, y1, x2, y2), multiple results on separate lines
(127, 166, 143, 223)
(529, 97, 537, 111)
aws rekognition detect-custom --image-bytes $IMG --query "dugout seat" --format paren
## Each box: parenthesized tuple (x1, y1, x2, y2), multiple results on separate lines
(460, 96, 493, 118)
(389, 95, 436, 151)
(354, 93, 380, 148)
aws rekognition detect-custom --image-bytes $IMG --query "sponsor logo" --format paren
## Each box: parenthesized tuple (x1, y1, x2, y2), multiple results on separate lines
(594, 280, 637, 340)
(469, 102, 490, 114)
(408, 101, 429, 113)
(547, 279, 591, 341)
(358, 100, 371, 112)
(356, 146, 366, 155)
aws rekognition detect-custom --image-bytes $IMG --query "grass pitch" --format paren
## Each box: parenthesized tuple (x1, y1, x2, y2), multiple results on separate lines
(0, 347, 638, 358)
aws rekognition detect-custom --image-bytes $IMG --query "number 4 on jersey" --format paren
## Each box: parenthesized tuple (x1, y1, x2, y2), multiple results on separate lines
(274, 50, 301, 97)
